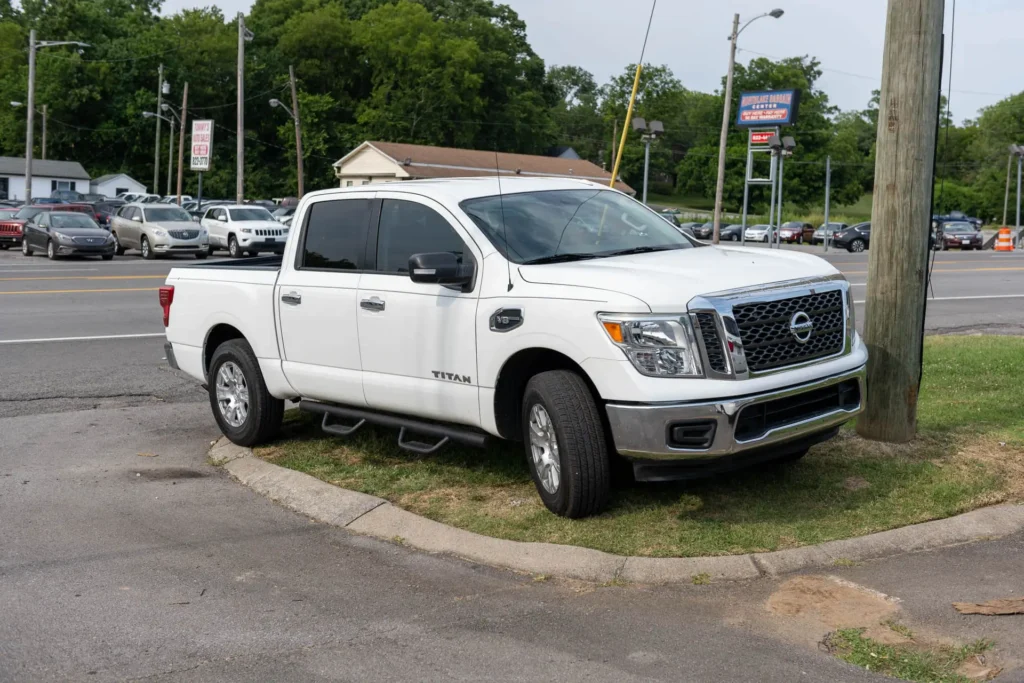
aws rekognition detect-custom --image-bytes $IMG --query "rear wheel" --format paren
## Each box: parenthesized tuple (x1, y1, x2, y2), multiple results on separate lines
(141, 236, 155, 260)
(111, 232, 125, 256)
(208, 339, 283, 447)
(521, 370, 610, 518)
(848, 239, 866, 253)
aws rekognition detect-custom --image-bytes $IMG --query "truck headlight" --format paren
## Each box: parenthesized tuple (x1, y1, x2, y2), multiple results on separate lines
(598, 314, 703, 377)
(239, 228, 252, 234)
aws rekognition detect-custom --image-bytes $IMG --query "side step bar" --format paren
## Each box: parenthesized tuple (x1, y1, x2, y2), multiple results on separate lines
(298, 400, 491, 454)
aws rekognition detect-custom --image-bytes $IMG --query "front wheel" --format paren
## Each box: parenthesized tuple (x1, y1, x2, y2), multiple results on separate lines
(521, 370, 610, 518)
(141, 236, 155, 260)
(228, 235, 242, 258)
(47, 240, 58, 260)
(21, 239, 33, 256)
(208, 339, 284, 446)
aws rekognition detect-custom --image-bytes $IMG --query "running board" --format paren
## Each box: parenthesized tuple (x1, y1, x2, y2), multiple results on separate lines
(299, 400, 490, 454)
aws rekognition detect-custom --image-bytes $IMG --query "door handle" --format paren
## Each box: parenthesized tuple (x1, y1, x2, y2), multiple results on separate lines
(360, 297, 385, 312)
(281, 292, 302, 306)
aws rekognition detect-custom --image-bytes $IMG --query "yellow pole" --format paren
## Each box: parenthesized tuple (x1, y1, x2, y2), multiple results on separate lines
(609, 63, 642, 188)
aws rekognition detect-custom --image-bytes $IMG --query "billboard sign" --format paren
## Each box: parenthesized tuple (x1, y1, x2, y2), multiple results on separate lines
(736, 90, 801, 127)
(190, 119, 214, 171)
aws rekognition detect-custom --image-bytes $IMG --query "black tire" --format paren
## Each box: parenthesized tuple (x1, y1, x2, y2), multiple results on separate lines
(797, 236, 803, 245)
(228, 235, 242, 258)
(194, 252, 208, 260)
(206, 244, 216, 257)
(21, 239, 32, 256)
(207, 339, 283, 447)
(732, 234, 739, 242)
(47, 240, 59, 260)
(112, 232, 125, 256)
(141, 236, 155, 260)
(941, 243, 948, 251)
(101, 254, 114, 261)
(521, 370, 610, 518)
(848, 239, 866, 253)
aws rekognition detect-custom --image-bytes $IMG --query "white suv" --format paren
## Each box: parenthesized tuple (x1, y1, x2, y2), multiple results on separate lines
(201, 205, 290, 257)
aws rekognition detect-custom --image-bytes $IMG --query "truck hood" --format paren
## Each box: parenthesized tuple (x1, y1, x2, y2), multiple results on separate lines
(517, 246, 839, 312)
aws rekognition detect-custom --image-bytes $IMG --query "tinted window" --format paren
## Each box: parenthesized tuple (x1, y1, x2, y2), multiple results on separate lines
(15, 207, 41, 220)
(376, 200, 466, 274)
(52, 213, 100, 229)
(229, 208, 274, 221)
(301, 199, 371, 271)
(145, 207, 191, 222)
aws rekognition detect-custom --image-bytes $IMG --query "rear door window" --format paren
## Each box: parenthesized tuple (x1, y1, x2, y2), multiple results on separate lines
(299, 199, 372, 271)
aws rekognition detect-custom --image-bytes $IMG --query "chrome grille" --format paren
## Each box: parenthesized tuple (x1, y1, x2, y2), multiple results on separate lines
(0, 222, 21, 234)
(168, 229, 199, 240)
(254, 228, 283, 237)
(693, 312, 728, 374)
(73, 236, 107, 245)
(733, 290, 845, 372)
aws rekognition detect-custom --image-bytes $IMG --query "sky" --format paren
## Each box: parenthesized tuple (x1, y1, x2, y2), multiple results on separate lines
(162, 0, 1024, 122)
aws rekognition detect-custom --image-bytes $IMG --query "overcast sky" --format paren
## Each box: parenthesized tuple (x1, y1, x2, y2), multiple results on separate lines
(163, 0, 1023, 122)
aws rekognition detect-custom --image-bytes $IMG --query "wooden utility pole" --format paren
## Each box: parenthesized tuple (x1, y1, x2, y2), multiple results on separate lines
(176, 83, 188, 205)
(288, 65, 305, 198)
(856, 0, 943, 443)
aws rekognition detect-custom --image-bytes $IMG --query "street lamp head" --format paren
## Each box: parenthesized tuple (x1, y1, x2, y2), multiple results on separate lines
(269, 98, 282, 108)
(648, 120, 665, 136)
(160, 103, 170, 112)
(162, 80, 171, 95)
(782, 135, 796, 151)
(631, 117, 647, 132)
(142, 111, 156, 118)
(769, 9, 784, 19)
(10, 101, 22, 107)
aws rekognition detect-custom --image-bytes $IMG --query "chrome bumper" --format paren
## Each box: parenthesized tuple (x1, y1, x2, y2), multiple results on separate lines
(605, 365, 866, 461)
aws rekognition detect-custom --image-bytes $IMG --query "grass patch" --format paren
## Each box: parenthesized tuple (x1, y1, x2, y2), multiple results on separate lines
(824, 628, 992, 683)
(255, 337, 1024, 558)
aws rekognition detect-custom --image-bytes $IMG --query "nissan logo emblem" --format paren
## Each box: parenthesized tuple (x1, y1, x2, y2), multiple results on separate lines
(789, 312, 814, 344)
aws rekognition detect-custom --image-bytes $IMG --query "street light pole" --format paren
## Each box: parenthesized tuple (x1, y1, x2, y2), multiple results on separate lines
(236, 13, 250, 203)
(154, 63, 163, 193)
(289, 65, 305, 198)
(167, 118, 175, 197)
(711, 9, 784, 244)
(25, 29, 36, 203)
(177, 83, 188, 206)
(23, 33, 89, 203)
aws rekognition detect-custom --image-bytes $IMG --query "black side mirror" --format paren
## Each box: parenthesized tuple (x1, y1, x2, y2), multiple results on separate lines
(408, 252, 473, 289)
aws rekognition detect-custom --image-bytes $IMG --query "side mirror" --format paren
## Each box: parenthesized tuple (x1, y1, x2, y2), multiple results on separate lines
(408, 252, 473, 288)
(217, 215, 227, 222)
(131, 215, 141, 222)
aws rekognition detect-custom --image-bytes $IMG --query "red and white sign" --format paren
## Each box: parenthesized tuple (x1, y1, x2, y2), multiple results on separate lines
(190, 120, 214, 171)
(750, 131, 774, 145)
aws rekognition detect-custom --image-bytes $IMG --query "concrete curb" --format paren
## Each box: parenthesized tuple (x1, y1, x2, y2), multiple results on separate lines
(216, 439, 1024, 585)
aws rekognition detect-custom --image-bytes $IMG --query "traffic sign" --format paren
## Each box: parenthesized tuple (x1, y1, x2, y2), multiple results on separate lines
(190, 120, 214, 171)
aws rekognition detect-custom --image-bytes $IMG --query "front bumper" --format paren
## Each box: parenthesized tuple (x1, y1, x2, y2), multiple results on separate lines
(0, 234, 22, 245)
(56, 242, 116, 256)
(238, 238, 286, 252)
(605, 365, 866, 461)
(153, 240, 208, 254)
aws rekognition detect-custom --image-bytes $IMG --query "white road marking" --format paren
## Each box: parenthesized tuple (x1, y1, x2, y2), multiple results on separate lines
(854, 293, 1024, 304)
(0, 333, 165, 345)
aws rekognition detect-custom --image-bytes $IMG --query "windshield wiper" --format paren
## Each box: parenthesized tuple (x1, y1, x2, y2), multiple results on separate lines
(523, 253, 600, 265)
(600, 245, 681, 257)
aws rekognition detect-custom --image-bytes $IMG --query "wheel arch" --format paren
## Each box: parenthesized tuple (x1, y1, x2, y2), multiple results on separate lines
(492, 347, 604, 441)
(203, 323, 247, 380)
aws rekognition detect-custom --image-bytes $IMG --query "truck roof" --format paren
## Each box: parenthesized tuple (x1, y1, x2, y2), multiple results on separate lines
(308, 176, 620, 205)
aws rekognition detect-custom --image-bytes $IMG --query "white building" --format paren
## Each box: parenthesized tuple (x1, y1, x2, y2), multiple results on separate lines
(0, 157, 90, 202)
(90, 173, 146, 198)
(333, 141, 633, 193)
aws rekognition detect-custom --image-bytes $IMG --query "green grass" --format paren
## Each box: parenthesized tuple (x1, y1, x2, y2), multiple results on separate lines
(824, 628, 992, 683)
(254, 337, 1024, 558)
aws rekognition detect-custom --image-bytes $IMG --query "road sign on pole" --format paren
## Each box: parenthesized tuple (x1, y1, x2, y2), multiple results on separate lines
(190, 119, 213, 171)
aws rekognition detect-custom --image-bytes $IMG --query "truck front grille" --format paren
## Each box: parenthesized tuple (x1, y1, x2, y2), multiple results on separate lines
(733, 290, 845, 372)
(254, 228, 283, 237)
(0, 222, 21, 235)
(693, 312, 729, 374)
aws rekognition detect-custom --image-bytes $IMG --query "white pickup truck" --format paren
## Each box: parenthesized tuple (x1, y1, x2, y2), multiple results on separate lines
(162, 177, 866, 518)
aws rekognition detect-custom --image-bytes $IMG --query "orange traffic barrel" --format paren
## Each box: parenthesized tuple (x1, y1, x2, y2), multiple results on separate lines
(994, 227, 1015, 252)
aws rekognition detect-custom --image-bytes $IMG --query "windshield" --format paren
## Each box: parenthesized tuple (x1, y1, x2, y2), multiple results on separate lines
(460, 190, 696, 264)
(943, 222, 974, 234)
(15, 207, 42, 220)
(748, 224, 770, 230)
(144, 207, 192, 222)
(272, 207, 293, 217)
(229, 208, 275, 221)
(51, 213, 100, 229)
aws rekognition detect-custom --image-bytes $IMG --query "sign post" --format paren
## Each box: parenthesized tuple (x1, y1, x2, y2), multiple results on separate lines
(190, 119, 213, 212)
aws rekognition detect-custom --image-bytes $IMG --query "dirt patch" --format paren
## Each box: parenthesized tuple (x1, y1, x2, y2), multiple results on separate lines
(843, 476, 871, 491)
(954, 437, 1024, 501)
(767, 575, 905, 644)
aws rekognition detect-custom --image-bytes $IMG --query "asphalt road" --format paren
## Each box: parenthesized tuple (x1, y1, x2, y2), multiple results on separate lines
(2, 246, 1023, 681)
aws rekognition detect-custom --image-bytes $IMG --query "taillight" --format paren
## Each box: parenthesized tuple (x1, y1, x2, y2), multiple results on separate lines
(159, 285, 174, 327)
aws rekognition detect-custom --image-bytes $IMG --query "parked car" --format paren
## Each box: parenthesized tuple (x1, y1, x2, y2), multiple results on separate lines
(201, 205, 289, 257)
(31, 197, 66, 205)
(245, 199, 277, 210)
(810, 223, 849, 246)
(719, 223, 744, 241)
(691, 222, 714, 240)
(83, 193, 107, 203)
(779, 221, 814, 244)
(937, 221, 983, 250)
(831, 222, 872, 253)
(162, 178, 866, 517)
(116, 192, 143, 202)
(110, 203, 209, 260)
(0, 206, 47, 248)
(89, 200, 125, 228)
(50, 189, 86, 202)
(21, 210, 116, 260)
(744, 224, 774, 242)
(272, 205, 297, 224)
(159, 195, 193, 204)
